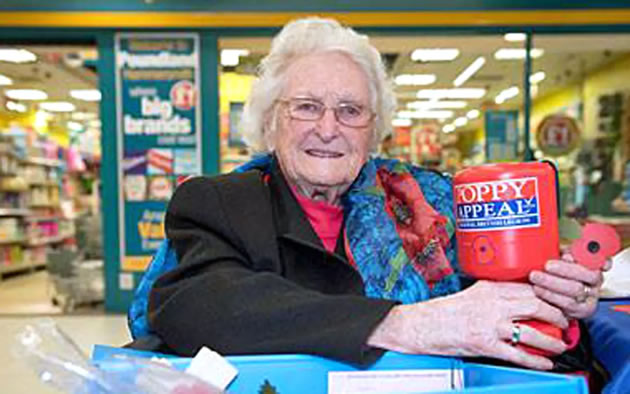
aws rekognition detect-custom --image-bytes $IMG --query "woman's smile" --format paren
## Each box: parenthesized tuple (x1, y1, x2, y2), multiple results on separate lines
(304, 149, 344, 159)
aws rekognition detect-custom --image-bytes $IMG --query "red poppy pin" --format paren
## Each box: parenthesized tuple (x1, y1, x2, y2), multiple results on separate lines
(569, 222, 621, 270)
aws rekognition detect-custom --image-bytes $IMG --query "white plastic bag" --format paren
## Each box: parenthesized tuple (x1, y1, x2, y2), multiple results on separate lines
(13, 319, 223, 394)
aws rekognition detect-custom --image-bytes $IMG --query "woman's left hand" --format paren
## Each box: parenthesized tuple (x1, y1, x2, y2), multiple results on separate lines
(529, 252, 611, 319)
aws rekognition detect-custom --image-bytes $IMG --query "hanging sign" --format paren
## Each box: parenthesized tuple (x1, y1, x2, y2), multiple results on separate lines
(485, 110, 519, 162)
(536, 114, 581, 157)
(115, 33, 201, 271)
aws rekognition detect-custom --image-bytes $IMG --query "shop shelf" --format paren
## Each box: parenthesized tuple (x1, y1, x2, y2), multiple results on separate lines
(92, 346, 588, 394)
(0, 237, 26, 245)
(32, 261, 46, 269)
(25, 215, 62, 222)
(22, 157, 63, 167)
(28, 203, 60, 209)
(28, 180, 59, 187)
(0, 208, 31, 216)
(25, 233, 74, 247)
(0, 260, 32, 277)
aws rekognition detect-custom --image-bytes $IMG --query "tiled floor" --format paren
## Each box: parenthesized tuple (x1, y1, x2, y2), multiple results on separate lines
(0, 270, 63, 315)
(0, 270, 130, 393)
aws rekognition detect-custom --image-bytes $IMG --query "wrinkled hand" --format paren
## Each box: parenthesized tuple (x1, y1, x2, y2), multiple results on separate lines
(529, 252, 611, 320)
(368, 280, 568, 370)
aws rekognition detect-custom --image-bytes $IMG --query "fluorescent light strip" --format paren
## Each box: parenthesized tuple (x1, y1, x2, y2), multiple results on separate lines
(0, 74, 12, 85)
(442, 124, 455, 133)
(39, 101, 76, 112)
(72, 112, 98, 121)
(417, 88, 486, 100)
(453, 57, 486, 87)
(6, 101, 26, 113)
(407, 100, 467, 109)
(495, 86, 520, 104)
(494, 48, 544, 60)
(529, 71, 546, 84)
(504, 33, 527, 42)
(220, 49, 250, 66)
(466, 109, 480, 119)
(70, 89, 101, 102)
(0, 48, 37, 63)
(411, 48, 459, 62)
(394, 74, 437, 86)
(67, 121, 83, 131)
(5, 89, 47, 100)
(454, 116, 468, 127)
(397, 110, 454, 119)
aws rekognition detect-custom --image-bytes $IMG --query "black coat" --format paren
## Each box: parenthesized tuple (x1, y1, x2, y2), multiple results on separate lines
(148, 159, 396, 365)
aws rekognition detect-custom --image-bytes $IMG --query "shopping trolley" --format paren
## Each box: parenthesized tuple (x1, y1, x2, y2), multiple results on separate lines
(46, 249, 104, 312)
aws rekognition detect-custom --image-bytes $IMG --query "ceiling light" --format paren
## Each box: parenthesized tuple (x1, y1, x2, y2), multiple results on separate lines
(411, 48, 459, 62)
(407, 100, 468, 109)
(5, 89, 48, 100)
(454, 117, 468, 127)
(494, 48, 544, 60)
(0, 48, 37, 63)
(67, 121, 83, 131)
(220, 49, 250, 67)
(466, 109, 480, 119)
(453, 56, 486, 87)
(504, 33, 527, 42)
(72, 112, 98, 121)
(39, 101, 76, 112)
(397, 110, 454, 119)
(70, 89, 101, 102)
(443, 124, 455, 133)
(529, 71, 546, 84)
(495, 86, 520, 104)
(417, 88, 486, 100)
(392, 118, 412, 127)
(6, 101, 26, 113)
(394, 74, 437, 86)
(502, 86, 520, 99)
(0, 74, 12, 85)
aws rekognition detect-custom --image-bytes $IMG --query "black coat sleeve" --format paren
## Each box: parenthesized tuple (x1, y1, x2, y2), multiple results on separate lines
(147, 174, 396, 366)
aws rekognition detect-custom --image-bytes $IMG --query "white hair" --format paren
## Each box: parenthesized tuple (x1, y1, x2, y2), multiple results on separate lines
(241, 17, 396, 153)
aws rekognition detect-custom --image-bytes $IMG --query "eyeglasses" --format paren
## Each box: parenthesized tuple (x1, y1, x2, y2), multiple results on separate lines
(277, 97, 374, 128)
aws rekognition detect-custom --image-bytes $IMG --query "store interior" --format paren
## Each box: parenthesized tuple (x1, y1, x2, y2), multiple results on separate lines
(0, 44, 103, 314)
(219, 32, 630, 232)
(1, 32, 630, 315)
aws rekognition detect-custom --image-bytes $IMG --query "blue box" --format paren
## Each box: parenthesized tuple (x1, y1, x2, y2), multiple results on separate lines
(92, 345, 587, 393)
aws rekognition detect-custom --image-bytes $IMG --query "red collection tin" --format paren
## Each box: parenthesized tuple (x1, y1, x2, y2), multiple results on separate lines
(454, 161, 560, 281)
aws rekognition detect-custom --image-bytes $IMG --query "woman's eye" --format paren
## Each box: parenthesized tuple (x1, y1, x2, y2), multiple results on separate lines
(339, 105, 362, 118)
(295, 102, 321, 113)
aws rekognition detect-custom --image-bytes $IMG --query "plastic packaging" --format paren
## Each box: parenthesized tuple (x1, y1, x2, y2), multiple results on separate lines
(13, 319, 223, 394)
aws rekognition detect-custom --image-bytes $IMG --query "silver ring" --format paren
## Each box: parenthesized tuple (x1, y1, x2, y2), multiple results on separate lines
(576, 285, 592, 303)
(511, 324, 521, 346)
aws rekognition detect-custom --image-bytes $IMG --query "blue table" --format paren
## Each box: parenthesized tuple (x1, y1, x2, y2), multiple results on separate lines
(586, 299, 630, 394)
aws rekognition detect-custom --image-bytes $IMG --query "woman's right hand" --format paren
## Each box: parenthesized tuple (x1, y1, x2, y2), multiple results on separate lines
(367, 280, 569, 370)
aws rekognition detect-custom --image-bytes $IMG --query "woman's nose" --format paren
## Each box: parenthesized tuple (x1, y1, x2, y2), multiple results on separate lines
(315, 108, 340, 141)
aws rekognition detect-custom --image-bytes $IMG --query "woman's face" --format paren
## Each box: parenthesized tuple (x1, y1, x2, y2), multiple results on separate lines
(271, 51, 373, 193)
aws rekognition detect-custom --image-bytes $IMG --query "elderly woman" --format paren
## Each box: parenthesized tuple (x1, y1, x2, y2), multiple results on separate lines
(147, 18, 606, 372)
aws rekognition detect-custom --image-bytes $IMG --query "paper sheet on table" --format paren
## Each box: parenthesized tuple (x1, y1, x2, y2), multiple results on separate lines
(602, 247, 630, 298)
(328, 369, 464, 393)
